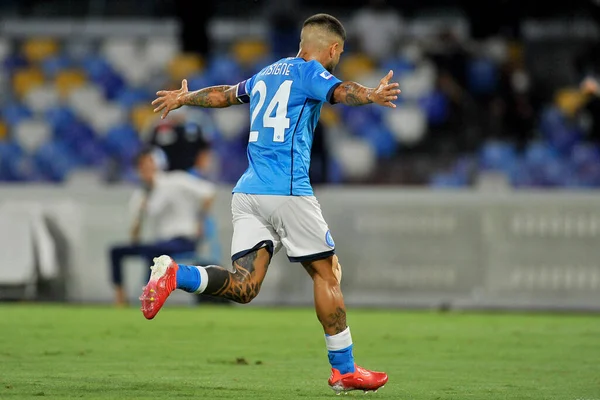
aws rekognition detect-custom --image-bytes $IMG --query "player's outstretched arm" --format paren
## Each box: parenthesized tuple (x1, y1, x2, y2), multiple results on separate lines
(332, 70, 400, 108)
(152, 79, 241, 119)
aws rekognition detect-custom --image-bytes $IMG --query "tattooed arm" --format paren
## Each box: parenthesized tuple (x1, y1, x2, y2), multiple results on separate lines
(332, 70, 401, 108)
(152, 79, 243, 119)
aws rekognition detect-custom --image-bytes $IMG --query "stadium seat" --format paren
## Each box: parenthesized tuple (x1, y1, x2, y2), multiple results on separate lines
(86, 102, 127, 135)
(12, 67, 45, 99)
(398, 61, 436, 100)
(22, 37, 59, 63)
(41, 54, 72, 78)
(54, 69, 87, 98)
(23, 84, 60, 114)
(143, 37, 180, 73)
(167, 53, 204, 82)
(571, 142, 600, 168)
(115, 87, 152, 110)
(131, 103, 157, 134)
(231, 39, 269, 68)
(380, 56, 416, 78)
(67, 84, 105, 118)
(212, 106, 249, 140)
(3, 53, 28, 75)
(315, 105, 338, 128)
(430, 171, 467, 188)
(524, 140, 559, 168)
(383, 103, 427, 146)
(14, 119, 52, 153)
(100, 37, 140, 75)
(358, 124, 397, 158)
(81, 55, 113, 81)
(103, 123, 141, 163)
(337, 53, 375, 81)
(555, 87, 585, 117)
(1, 103, 32, 126)
(0, 120, 6, 140)
(418, 90, 449, 125)
(478, 140, 517, 172)
(467, 57, 498, 95)
(0, 37, 12, 63)
(63, 39, 95, 62)
(332, 137, 375, 180)
(205, 55, 243, 84)
(33, 140, 76, 182)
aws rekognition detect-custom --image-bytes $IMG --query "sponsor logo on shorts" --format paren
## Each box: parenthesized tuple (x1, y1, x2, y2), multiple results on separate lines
(325, 230, 335, 247)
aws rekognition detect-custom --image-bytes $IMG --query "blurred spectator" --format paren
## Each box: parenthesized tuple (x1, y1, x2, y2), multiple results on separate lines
(147, 113, 211, 172)
(108, 146, 216, 306)
(349, 0, 405, 62)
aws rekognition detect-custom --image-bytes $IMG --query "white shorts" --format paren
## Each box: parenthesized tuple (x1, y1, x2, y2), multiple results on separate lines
(230, 193, 336, 263)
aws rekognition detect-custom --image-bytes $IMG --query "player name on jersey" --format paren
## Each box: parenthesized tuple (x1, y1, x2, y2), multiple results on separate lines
(258, 61, 294, 77)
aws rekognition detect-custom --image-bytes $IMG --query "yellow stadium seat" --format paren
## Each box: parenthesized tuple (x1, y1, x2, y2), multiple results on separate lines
(0, 120, 7, 140)
(55, 69, 87, 98)
(232, 39, 269, 67)
(22, 37, 59, 63)
(167, 53, 204, 82)
(337, 53, 375, 81)
(320, 104, 340, 127)
(555, 88, 585, 117)
(131, 104, 158, 133)
(13, 67, 44, 99)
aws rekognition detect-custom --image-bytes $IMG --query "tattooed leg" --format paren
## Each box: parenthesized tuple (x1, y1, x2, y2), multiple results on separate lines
(303, 256, 348, 335)
(202, 247, 271, 304)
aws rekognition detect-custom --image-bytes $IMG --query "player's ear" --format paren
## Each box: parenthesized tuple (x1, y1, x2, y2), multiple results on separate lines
(329, 42, 339, 58)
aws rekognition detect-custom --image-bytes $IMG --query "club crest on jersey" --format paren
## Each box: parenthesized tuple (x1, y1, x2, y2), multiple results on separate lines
(325, 230, 335, 247)
(320, 71, 334, 80)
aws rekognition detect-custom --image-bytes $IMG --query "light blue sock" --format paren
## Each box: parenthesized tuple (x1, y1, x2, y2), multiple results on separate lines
(325, 327, 355, 374)
(176, 264, 201, 292)
(328, 345, 355, 374)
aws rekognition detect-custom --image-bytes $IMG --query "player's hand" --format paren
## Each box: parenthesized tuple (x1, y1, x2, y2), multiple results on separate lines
(370, 70, 401, 108)
(152, 79, 189, 119)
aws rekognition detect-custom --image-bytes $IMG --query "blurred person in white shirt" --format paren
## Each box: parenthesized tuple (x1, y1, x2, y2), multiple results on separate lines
(109, 146, 216, 306)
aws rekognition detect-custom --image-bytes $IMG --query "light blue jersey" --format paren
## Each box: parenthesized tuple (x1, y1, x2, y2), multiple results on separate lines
(232, 57, 342, 196)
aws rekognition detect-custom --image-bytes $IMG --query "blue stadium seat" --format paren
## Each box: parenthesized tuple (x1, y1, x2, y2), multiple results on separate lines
(418, 90, 449, 125)
(1, 103, 33, 126)
(206, 55, 244, 84)
(2, 53, 28, 73)
(524, 140, 558, 168)
(570, 142, 600, 168)
(103, 123, 141, 163)
(33, 140, 77, 182)
(115, 87, 152, 110)
(41, 55, 72, 78)
(429, 171, 467, 188)
(466, 57, 498, 95)
(358, 124, 397, 158)
(478, 140, 517, 172)
(539, 106, 583, 155)
(380, 56, 415, 78)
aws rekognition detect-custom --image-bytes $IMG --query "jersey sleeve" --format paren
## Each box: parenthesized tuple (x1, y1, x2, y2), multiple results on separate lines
(298, 60, 343, 103)
(234, 74, 257, 104)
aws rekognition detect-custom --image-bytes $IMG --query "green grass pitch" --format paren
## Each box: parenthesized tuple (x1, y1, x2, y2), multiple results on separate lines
(0, 304, 599, 399)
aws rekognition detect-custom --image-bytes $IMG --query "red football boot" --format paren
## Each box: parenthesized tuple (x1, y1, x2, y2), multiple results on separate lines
(139, 255, 179, 320)
(328, 364, 388, 394)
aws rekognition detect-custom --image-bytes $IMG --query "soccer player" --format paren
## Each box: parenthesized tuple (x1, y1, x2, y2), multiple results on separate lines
(144, 13, 399, 393)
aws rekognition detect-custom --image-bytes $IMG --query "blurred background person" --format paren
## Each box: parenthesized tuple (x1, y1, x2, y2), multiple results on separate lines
(109, 145, 216, 306)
